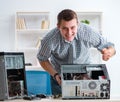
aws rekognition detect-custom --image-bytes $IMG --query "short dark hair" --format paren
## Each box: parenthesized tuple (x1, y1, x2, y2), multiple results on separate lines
(57, 9, 78, 25)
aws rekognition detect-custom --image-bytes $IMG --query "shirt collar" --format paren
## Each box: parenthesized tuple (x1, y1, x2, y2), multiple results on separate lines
(63, 34, 78, 44)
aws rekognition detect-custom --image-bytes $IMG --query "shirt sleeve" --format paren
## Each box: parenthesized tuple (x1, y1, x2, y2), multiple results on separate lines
(81, 24, 115, 51)
(37, 38, 52, 62)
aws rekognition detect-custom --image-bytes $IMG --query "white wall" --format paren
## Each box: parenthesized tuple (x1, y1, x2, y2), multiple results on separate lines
(0, 0, 120, 99)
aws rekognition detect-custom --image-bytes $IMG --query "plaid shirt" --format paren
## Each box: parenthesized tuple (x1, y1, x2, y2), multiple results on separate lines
(37, 23, 114, 73)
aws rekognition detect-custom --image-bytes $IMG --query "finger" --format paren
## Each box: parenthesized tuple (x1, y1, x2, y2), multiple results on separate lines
(56, 75, 61, 85)
(104, 51, 111, 57)
(102, 55, 110, 61)
(102, 56, 109, 61)
(59, 76, 62, 85)
(101, 48, 107, 54)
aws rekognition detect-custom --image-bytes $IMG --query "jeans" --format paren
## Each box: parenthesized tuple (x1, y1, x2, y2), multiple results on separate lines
(50, 76, 62, 95)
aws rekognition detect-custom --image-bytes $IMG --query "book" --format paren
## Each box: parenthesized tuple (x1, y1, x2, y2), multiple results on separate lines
(16, 18, 26, 29)
(41, 20, 49, 29)
(36, 37, 41, 48)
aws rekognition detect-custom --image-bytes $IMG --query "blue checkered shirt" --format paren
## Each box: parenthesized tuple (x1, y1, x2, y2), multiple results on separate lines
(37, 23, 114, 73)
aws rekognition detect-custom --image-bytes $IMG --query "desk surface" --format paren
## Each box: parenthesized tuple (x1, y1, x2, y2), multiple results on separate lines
(2, 99, 120, 102)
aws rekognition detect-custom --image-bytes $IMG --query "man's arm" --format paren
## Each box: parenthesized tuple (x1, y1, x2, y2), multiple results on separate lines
(39, 60, 61, 85)
(101, 46, 116, 61)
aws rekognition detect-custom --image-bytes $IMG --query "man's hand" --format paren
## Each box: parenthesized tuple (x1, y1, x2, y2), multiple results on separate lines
(101, 47, 115, 61)
(55, 74, 61, 85)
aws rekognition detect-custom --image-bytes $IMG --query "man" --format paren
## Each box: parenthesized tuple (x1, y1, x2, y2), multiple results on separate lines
(37, 9, 116, 95)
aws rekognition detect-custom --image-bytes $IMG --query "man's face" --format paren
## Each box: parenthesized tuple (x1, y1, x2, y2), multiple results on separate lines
(57, 18, 78, 42)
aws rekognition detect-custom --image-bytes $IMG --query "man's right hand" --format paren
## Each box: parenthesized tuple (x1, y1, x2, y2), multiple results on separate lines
(55, 74, 61, 85)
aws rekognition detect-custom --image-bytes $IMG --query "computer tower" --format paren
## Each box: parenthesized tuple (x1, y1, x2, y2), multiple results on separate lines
(61, 64, 110, 99)
(0, 52, 26, 100)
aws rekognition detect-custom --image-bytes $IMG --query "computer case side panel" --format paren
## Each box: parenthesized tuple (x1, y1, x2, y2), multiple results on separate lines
(0, 52, 26, 100)
(0, 54, 8, 100)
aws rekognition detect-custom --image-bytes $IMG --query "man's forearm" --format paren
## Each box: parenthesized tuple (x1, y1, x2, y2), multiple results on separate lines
(40, 60, 58, 77)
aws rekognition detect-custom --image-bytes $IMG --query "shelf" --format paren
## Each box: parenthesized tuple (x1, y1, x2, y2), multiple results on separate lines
(15, 12, 50, 66)
(16, 47, 38, 51)
(16, 29, 49, 34)
(77, 12, 102, 32)
(16, 34, 42, 48)
(16, 12, 50, 30)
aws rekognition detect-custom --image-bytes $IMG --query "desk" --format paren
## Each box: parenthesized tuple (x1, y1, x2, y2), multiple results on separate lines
(2, 99, 120, 102)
